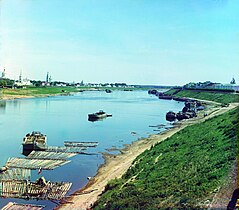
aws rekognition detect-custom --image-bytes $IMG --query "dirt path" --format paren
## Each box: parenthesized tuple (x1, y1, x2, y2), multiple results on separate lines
(58, 103, 238, 210)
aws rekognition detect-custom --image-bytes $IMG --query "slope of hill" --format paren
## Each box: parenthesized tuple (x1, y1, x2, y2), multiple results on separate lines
(93, 107, 238, 209)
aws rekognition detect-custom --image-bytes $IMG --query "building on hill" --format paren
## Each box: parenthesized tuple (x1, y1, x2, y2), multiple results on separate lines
(43, 72, 52, 86)
(184, 81, 239, 92)
(14, 78, 32, 87)
(230, 77, 236, 84)
(14, 72, 32, 87)
(1, 68, 6, 79)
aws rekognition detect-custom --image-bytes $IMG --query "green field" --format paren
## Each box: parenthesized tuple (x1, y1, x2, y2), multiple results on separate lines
(0, 86, 80, 97)
(0, 86, 148, 98)
(93, 108, 238, 209)
(165, 89, 239, 104)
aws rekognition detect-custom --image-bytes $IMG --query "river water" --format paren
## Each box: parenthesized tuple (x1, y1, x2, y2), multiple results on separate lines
(0, 90, 184, 209)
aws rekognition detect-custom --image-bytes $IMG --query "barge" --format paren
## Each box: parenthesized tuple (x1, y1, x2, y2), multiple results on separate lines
(22, 131, 47, 156)
(88, 110, 112, 121)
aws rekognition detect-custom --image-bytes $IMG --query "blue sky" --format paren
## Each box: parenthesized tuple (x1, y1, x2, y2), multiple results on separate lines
(0, 0, 238, 85)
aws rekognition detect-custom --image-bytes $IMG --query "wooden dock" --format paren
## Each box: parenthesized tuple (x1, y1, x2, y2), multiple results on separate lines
(2, 202, 44, 210)
(5, 157, 70, 170)
(0, 179, 72, 200)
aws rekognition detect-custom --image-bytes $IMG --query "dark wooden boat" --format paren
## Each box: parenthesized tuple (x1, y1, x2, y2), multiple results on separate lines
(22, 131, 47, 156)
(88, 110, 112, 121)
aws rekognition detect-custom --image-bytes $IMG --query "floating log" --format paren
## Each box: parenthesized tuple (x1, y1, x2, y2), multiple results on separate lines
(5, 157, 70, 170)
(1, 202, 45, 210)
(64, 141, 98, 147)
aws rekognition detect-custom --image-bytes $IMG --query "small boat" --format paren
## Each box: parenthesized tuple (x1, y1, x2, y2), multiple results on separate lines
(88, 110, 111, 121)
(105, 89, 112, 93)
(22, 131, 47, 156)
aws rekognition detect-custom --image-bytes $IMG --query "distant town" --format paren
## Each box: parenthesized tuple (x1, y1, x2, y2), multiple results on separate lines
(0, 68, 238, 92)
(0, 68, 135, 89)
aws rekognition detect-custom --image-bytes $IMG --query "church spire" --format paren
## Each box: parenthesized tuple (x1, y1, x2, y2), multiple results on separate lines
(230, 76, 236, 84)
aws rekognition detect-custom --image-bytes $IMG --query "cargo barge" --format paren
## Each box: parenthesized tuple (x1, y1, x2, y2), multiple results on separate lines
(22, 131, 47, 156)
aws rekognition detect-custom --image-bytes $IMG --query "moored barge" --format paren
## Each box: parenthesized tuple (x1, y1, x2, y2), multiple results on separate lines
(22, 131, 47, 156)
(88, 110, 111, 121)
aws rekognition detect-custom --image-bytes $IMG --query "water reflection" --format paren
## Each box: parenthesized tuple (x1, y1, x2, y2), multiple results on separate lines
(0, 100, 6, 113)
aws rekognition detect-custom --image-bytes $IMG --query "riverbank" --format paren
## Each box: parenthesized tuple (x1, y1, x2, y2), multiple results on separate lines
(58, 102, 239, 210)
(0, 87, 79, 100)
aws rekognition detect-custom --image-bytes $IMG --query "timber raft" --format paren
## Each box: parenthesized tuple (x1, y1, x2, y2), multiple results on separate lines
(2, 202, 45, 210)
(1, 178, 72, 200)
(0, 132, 99, 203)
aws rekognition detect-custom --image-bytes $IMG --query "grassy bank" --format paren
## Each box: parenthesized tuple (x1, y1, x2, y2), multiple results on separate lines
(165, 89, 239, 104)
(0, 86, 152, 99)
(93, 107, 238, 209)
(0, 87, 79, 97)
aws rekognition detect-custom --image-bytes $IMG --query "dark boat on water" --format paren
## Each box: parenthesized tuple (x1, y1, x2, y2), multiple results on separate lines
(88, 110, 112, 121)
(22, 131, 47, 156)
(105, 89, 112, 93)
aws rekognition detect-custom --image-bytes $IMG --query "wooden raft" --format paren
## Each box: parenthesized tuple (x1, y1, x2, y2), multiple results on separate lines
(0, 168, 31, 181)
(46, 146, 87, 153)
(5, 157, 70, 170)
(1, 202, 44, 210)
(27, 151, 77, 160)
(64, 141, 99, 147)
(0, 180, 72, 200)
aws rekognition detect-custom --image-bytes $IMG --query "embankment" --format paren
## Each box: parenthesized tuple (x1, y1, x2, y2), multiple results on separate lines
(59, 101, 238, 209)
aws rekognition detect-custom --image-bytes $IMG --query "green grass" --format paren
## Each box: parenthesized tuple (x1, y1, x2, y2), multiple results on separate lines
(94, 108, 238, 209)
(1, 87, 79, 96)
(0, 86, 151, 98)
(165, 89, 239, 104)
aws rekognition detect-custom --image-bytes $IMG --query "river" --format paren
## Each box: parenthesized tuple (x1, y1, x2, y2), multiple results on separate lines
(0, 90, 184, 209)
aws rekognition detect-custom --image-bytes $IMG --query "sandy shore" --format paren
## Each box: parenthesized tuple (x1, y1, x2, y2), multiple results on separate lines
(58, 102, 239, 210)
(0, 95, 34, 100)
(0, 93, 74, 100)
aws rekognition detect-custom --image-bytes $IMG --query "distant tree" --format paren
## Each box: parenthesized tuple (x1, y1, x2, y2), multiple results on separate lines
(30, 80, 42, 87)
(0, 78, 14, 87)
